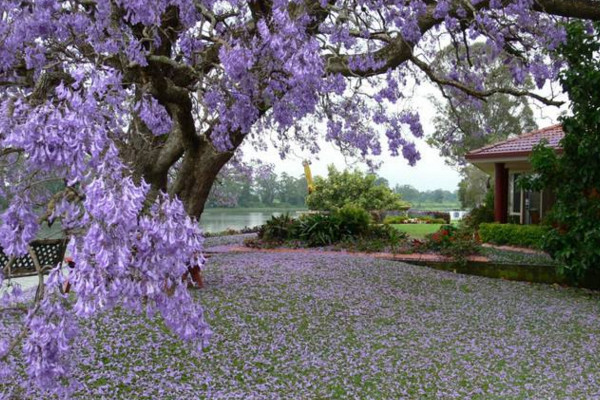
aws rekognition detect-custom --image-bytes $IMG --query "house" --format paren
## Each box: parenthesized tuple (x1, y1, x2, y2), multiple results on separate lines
(465, 124, 564, 225)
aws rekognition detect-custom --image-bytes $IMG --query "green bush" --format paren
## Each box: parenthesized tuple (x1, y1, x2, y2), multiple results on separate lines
(335, 204, 371, 236)
(259, 213, 299, 242)
(297, 213, 342, 247)
(339, 224, 408, 253)
(383, 215, 445, 224)
(429, 211, 451, 224)
(383, 215, 408, 224)
(407, 210, 451, 224)
(421, 224, 480, 264)
(479, 223, 548, 249)
(428, 218, 447, 224)
(306, 165, 409, 211)
(366, 223, 407, 242)
(463, 189, 495, 229)
(256, 208, 409, 250)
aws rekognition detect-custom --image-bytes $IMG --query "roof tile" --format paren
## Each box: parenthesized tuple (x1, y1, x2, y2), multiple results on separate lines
(465, 124, 564, 160)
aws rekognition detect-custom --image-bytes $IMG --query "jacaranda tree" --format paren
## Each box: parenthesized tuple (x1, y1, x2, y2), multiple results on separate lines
(0, 0, 599, 396)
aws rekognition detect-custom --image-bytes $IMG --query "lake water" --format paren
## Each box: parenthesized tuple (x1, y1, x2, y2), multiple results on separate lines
(34, 208, 305, 238)
(6, 208, 301, 290)
(200, 208, 306, 233)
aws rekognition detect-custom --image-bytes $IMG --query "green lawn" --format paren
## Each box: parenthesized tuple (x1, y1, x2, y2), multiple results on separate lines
(391, 223, 443, 239)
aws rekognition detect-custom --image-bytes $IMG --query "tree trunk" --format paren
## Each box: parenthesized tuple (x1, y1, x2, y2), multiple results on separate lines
(127, 79, 248, 220)
(170, 137, 237, 219)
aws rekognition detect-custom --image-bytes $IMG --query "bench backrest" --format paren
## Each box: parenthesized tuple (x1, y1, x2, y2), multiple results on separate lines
(0, 239, 68, 278)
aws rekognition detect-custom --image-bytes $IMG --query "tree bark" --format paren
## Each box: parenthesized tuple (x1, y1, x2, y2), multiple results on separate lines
(170, 136, 237, 219)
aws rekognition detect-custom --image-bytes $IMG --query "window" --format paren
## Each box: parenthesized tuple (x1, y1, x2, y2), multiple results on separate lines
(510, 173, 521, 214)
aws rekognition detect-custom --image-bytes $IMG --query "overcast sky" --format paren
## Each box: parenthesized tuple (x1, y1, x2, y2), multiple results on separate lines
(243, 82, 566, 192)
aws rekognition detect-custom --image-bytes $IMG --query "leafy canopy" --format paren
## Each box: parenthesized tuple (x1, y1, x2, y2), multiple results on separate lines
(306, 165, 409, 211)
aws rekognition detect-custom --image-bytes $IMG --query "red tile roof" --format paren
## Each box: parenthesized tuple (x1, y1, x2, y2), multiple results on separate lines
(465, 124, 564, 160)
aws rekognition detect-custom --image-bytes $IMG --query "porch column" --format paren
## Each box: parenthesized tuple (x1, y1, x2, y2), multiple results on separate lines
(494, 162, 508, 223)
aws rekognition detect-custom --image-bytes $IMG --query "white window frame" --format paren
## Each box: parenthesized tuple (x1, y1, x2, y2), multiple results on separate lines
(509, 171, 546, 224)
(508, 172, 523, 217)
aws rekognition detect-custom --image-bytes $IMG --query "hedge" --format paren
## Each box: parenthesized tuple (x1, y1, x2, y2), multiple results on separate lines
(406, 210, 451, 224)
(383, 216, 446, 224)
(479, 223, 548, 249)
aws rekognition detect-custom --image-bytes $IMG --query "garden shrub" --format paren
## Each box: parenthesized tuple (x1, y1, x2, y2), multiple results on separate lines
(306, 165, 408, 211)
(428, 218, 447, 224)
(463, 189, 495, 229)
(384, 215, 446, 224)
(430, 211, 451, 224)
(342, 236, 388, 252)
(335, 204, 371, 236)
(479, 223, 548, 249)
(340, 224, 408, 253)
(425, 225, 459, 251)
(297, 213, 342, 247)
(422, 224, 480, 264)
(255, 208, 408, 250)
(367, 223, 408, 241)
(383, 215, 408, 224)
(258, 213, 299, 242)
(407, 210, 451, 224)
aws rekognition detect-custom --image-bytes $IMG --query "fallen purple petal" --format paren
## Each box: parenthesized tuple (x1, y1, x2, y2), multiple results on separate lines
(2, 242, 599, 398)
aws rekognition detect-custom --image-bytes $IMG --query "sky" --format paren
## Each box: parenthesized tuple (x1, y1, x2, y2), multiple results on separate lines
(243, 82, 566, 192)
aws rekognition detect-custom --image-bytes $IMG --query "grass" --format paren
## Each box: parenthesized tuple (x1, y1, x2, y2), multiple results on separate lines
(391, 223, 443, 239)
(4, 245, 600, 398)
(482, 247, 559, 266)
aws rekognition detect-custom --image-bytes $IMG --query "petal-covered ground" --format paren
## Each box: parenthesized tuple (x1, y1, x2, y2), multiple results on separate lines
(3, 246, 600, 399)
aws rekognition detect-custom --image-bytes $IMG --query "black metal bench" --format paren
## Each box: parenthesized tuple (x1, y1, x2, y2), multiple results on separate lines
(1, 238, 68, 279)
(1, 239, 203, 297)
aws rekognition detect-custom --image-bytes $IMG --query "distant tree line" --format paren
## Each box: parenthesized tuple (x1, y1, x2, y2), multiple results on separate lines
(393, 185, 459, 206)
(207, 164, 459, 209)
(206, 163, 308, 208)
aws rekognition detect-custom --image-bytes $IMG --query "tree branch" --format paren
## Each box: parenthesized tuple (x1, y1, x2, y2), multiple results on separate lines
(0, 148, 23, 157)
(325, 0, 600, 77)
(533, 0, 600, 20)
(410, 53, 563, 106)
(29, 71, 74, 104)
